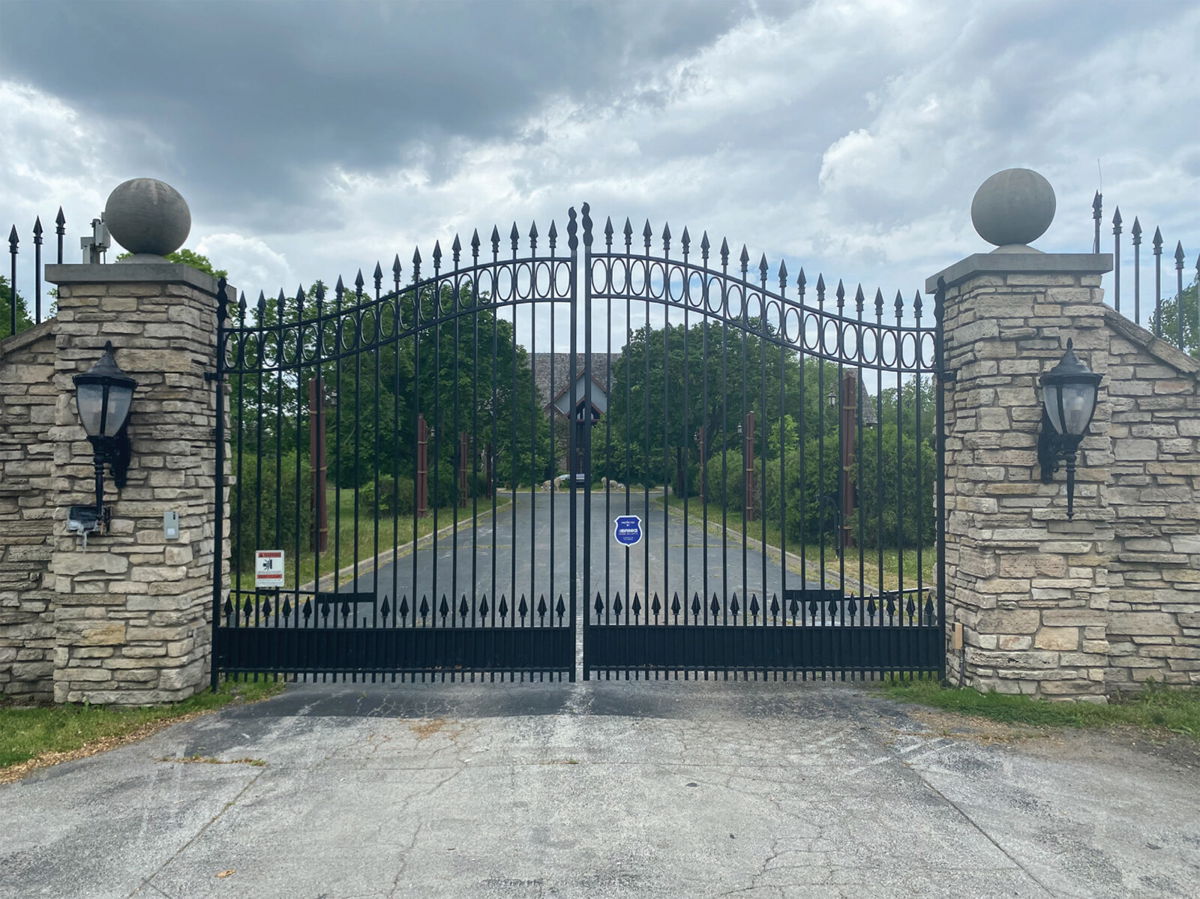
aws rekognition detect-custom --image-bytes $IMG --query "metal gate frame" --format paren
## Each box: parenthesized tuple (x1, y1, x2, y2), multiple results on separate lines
(210, 204, 946, 684)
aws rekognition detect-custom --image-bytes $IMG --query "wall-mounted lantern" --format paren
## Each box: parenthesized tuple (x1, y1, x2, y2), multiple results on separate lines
(70, 340, 136, 540)
(1038, 338, 1101, 518)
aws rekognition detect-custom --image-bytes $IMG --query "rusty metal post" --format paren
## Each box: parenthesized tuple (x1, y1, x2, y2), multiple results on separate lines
(743, 411, 755, 521)
(308, 377, 328, 552)
(839, 371, 857, 549)
(416, 413, 428, 518)
(458, 431, 469, 508)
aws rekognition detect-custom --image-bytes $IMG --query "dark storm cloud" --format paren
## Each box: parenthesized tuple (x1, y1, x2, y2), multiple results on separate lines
(0, 0, 753, 225)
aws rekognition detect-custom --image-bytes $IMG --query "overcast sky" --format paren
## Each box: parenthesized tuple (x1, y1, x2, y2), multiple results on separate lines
(2, 0, 1198, 324)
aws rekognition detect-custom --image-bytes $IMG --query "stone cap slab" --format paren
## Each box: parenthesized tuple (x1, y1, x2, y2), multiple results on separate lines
(47, 262, 220, 296)
(925, 253, 1113, 293)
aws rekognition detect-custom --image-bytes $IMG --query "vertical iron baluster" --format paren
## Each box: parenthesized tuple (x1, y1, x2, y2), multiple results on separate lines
(293, 287, 305, 631)
(253, 293, 266, 627)
(701, 275, 710, 625)
(527, 225, 537, 651)
(835, 284, 846, 647)
(314, 282, 327, 631)
(489, 229, 499, 644)
(470, 234, 480, 632)
(913, 292, 925, 648)
(624, 222, 634, 629)
(758, 255, 769, 671)
(581, 205, 593, 683)
(567, 207, 580, 678)
(681, 230, 691, 626)
(662, 227, 671, 640)
(8, 225, 17, 336)
(1153, 227, 1163, 337)
(1132, 218, 1143, 327)
(740, 246, 750, 643)
(796, 269, 806, 629)
(428, 250, 442, 625)
(273, 290, 286, 627)
(895, 292, 905, 639)
(874, 289, 884, 628)
(388, 263, 400, 642)
(720, 240, 730, 640)
(409, 254, 421, 631)
(234, 292, 247, 631)
(56, 208, 65, 265)
(778, 260, 789, 641)
(333, 278, 345, 653)
(371, 270, 382, 638)
(33, 217, 42, 324)
(508, 228, 518, 646)
(816, 276, 827, 674)
(1112, 209, 1122, 315)
(1174, 242, 1185, 350)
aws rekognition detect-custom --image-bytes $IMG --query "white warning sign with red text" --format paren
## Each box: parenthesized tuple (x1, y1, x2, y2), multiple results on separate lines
(255, 550, 285, 589)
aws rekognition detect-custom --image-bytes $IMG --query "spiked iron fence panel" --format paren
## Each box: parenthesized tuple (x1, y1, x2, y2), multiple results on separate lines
(210, 204, 947, 684)
(1092, 193, 1199, 357)
(4, 207, 68, 339)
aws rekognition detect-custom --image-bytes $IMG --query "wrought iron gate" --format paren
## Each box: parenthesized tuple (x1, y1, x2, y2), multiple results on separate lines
(211, 205, 946, 684)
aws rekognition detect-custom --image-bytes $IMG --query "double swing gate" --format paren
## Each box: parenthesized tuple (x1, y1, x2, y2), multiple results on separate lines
(211, 205, 947, 685)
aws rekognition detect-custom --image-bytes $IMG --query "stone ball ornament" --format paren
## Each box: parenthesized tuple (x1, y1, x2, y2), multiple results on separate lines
(971, 168, 1056, 249)
(104, 178, 191, 257)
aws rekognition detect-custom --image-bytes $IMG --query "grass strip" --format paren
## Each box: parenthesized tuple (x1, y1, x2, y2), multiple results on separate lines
(881, 677, 1200, 739)
(660, 494, 935, 592)
(233, 488, 511, 594)
(0, 678, 284, 781)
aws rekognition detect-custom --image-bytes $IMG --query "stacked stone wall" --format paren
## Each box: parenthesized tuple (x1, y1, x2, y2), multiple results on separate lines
(1102, 309, 1200, 689)
(937, 260, 1115, 699)
(46, 268, 225, 704)
(0, 321, 59, 701)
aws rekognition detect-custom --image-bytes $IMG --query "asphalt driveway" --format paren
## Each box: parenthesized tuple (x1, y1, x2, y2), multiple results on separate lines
(346, 491, 825, 624)
(2, 681, 1197, 898)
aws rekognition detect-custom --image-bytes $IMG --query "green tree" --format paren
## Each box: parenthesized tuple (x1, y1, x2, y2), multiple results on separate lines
(0, 276, 33, 340)
(115, 247, 228, 279)
(1153, 278, 1199, 357)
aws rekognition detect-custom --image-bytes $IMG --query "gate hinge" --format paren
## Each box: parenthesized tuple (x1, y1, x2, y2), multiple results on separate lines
(204, 371, 219, 382)
(937, 369, 957, 383)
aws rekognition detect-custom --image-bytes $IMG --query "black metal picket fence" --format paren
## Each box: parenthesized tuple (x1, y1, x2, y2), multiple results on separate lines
(1091, 192, 1199, 355)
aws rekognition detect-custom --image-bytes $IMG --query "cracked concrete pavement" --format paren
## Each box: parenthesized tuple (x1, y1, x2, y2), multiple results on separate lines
(2, 681, 1197, 898)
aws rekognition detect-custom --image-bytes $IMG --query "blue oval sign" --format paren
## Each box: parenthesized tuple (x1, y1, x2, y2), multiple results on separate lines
(613, 515, 642, 546)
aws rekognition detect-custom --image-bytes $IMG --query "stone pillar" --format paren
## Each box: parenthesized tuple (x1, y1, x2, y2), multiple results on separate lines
(929, 169, 1115, 700)
(43, 178, 227, 704)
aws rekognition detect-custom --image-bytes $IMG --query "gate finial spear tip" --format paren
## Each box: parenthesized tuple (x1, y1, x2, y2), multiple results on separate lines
(33, 216, 42, 237)
(56, 207, 66, 226)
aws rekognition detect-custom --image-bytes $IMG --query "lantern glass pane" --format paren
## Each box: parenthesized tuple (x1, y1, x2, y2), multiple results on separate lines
(1043, 383, 1064, 434)
(1060, 382, 1095, 436)
(76, 383, 106, 437)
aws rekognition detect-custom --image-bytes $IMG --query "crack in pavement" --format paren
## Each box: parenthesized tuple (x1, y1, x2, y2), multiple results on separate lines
(128, 765, 267, 899)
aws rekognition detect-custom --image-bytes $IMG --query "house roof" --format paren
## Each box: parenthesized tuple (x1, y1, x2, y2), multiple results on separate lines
(530, 353, 616, 411)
